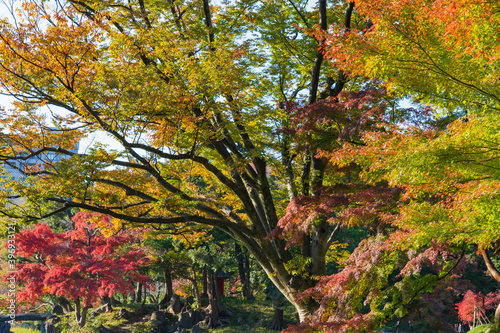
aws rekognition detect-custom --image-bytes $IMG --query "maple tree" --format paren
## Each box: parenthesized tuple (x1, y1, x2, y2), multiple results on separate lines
(456, 290, 500, 329)
(0, 0, 366, 321)
(9, 212, 150, 327)
(4, 0, 497, 329)
(279, 0, 500, 330)
(321, 0, 500, 113)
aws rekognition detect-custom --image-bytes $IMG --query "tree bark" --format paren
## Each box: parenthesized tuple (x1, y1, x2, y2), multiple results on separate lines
(74, 298, 88, 328)
(206, 269, 220, 328)
(481, 250, 500, 329)
(236, 243, 254, 300)
(244, 253, 254, 300)
(266, 307, 286, 331)
(135, 282, 142, 304)
(191, 266, 201, 309)
(160, 266, 173, 306)
(101, 296, 113, 311)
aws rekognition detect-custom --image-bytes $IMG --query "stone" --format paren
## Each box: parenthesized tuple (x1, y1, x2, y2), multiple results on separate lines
(168, 294, 182, 314)
(52, 305, 64, 315)
(178, 312, 193, 329)
(151, 311, 165, 323)
(98, 325, 111, 333)
(0, 322, 11, 333)
(45, 317, 60, 333)
(190, 310, 204, 326)
(191, 324, 202, 333)
(90, 304, 111, 317)
(118, 308, 129, 319)
(237, 316, 245, 325)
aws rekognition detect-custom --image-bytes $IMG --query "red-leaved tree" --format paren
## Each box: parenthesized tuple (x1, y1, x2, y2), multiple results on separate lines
(11, 212, 150, 327)
(456, 290, 500, 328)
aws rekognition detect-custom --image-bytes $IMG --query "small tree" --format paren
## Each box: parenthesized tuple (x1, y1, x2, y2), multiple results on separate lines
(456, 290, 500, 329)
(11, 212, 150, 327)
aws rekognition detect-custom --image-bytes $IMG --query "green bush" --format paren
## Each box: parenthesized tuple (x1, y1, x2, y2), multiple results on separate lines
(469, 324, 492, 333)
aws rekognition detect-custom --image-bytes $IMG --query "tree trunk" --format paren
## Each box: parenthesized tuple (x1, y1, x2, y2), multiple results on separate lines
(206, 269, 220, 328)
(141, 285, 147, 306)
(266, 307, 286, 331)
(202, 268, 208, 298)
(101, 296, 113, 311)
(244, 253, 254, 300)
(160, 266, 173, 306)
(135, 282, 142, 304)
(58, 297, 74, 313)
(74, 298, 88, 328)
(235, 243, 254, 300)
(191, 266, 201, 309)
(245, 240, 320, 323)
(205, 269, 231, 328)
(481, 250, 500, 329)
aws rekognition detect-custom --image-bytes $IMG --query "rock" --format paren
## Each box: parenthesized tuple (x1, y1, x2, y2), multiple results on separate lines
(184, 296, 194, 306)
(168, 294, 182, 314)
(45, 317, 60, 333)
(237, 316, 245, 325)
(165, 324, 178, 333)
(191, 325, 202, 333)
(178, 311, 193, 329)
(0, 322, 11, 333)
(190, 310, 204, 326)
(52, 305, 64, 315)
(163, 311, 176, 324)
(151, 311, 166, 323)
(98, 325, 111, 333)
(118, 308, 129, 319)
(90, 304, 111, 317)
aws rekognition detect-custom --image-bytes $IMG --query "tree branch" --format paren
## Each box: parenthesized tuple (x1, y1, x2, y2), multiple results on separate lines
(481, 249, 500, 283)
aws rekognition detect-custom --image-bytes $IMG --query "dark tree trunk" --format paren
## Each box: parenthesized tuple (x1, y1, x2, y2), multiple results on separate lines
(191, 266, 201, 308)
(205, 269, 230, 328)
(266, 307, 286, 331)
(160, 266, 173, 306)
(206, 270, 220, 328)
(244, 253, 254, 300)
(74, 298, 88, 328)
(235, 243, 254, 300)
(135, 282, 142, 304)
(202, 268, 208, 298)
(58, 297, 74, 313)
(101, 296, 113, 311)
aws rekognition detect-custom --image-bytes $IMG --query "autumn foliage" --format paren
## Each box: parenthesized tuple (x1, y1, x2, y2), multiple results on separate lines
(10, 212, 150, 326)
(456, 290, 500, 327)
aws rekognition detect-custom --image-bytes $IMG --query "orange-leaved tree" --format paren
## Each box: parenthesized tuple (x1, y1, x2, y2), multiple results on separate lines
(0, 0, 368, 321)
(301, 0, 500, 330)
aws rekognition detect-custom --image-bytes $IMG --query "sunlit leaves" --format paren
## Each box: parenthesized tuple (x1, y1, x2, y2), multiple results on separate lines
(10, 212, 150, 309)
(321, 0, 500, 113)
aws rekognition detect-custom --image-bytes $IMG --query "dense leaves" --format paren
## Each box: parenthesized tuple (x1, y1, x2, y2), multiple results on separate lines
(10, 212, 150, 326)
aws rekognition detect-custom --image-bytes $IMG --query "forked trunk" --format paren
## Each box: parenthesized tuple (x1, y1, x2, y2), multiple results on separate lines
(253, 242, 321, 323)
(74, 298, 88, 328)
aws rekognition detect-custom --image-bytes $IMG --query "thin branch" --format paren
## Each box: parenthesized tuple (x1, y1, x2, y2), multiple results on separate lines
(287, 0, 311, 29)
